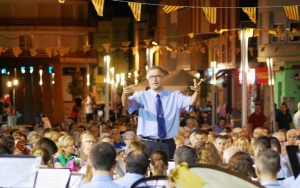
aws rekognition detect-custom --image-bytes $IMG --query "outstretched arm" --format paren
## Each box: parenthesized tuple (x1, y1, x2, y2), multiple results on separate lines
(121, 81, 135, 108)
(189, 79, 201, 106)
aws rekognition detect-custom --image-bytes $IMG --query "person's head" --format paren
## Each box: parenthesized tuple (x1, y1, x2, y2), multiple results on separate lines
(253, 136, 271, 158)
(0, 124, 10, 135)
(270, 137, 281, 154)
(150, 150, 168, 176)
(44, 131, 56, 140)
(127, 141, 146, 154)
(262, 126, 271, 136)
(228, 151, 255, 179)
(18, 125, 28, 136)
(111, 128, 121, 143)
(253, 127, 263, 139)
(0, 135, 14, 154)
(214, 135, 228, 155)
(89, 142, 117, 173)
(33, 137, 58, 156)
(254, 104, 261, 113)
(125, 150, 149, 175)
(174, 146, 198, 166)
(225, 135, 234, 149)
(194, 141, 224, 167)
(217, 116, 226, 127)
(32, 148, 51, 166)
(281, 103, 288, 113)
(255, 149, 281, 181)
(272, 132, 286, 151)
(88, 124, 99, 140)
(174, 135, 184, 149)
(69, 128, 82, 146)
(100, 133, 114, 146)
(295, 135, 300, 150)
(232, 127, 244, 137)
(235, 137, 250, 152)
(185, 117, 198, 129)
(223, 146, 241, 164)
(228, 132, 239, 145)
(194, 129, 209, 143)
(122, 131, 136, 146)
(69, 123, 78, 133)
(57, 135, 75, 156)
(0, 144, 12, 154)
(287, 129, 298, 146)
(81, 134, 96, 155)
(61, 120, 70, 133)
(242, 126, 251, 137)
(27, 132, 42, 148)
(148, 66, 165, 92)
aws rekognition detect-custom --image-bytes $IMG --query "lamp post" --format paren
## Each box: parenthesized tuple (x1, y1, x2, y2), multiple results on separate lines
(104, 55, 110, 121)
(267, 58, 275, 132)
(211, 61, 217, 126)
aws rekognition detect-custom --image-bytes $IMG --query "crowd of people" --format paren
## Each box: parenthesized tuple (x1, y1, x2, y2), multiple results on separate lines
(0, 65, 300, 188)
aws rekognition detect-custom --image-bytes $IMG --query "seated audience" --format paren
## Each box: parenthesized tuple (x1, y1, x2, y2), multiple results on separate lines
(0, 124, 10, 135)
(150, 150, 169, 176)
(225, 135, 234, 149)
(235, 136, 250, 153)
(194, 129, 209, 143)
(122, 131, 136, 150)
(174, 146, 198, 166)
(76, 132, 96, 161)
(0, 134, 14, 154)
(111, 128, 125, 149)
(54, 135, 76, 168)
(213, 116, 226, 133)
(272, 132, 287, 156)
(286, 129, 297, 146)
(114, 151, 149, 188)
(214, 135, 228, 156)
(89, 124, 100, 142)
(255, 149, 282, 188)
(81, 142, 123, 188)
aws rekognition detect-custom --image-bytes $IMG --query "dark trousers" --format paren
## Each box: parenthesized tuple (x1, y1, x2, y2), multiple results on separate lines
(86, 113, 93, 123)
(140, 138, 176, 160)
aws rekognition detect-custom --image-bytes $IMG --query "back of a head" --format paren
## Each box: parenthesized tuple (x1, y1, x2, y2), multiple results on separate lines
(90, 142, 116, 171)
(228, 151, 255, 179)
(150, 150, 168, 176)
(194, 129, 209, 136)
(270, 137, 281, 154)
(194, 141, 223, 166)
(0, 144, 12, 155)
(174, 146, 198, 166)
(253, 136, 271, 150)
(223, 147, 241, 164)
(34, 137, 58, 155)
(125, 151, 149, 175)
(127, 141, 146, 154)
(256, 149, 280, 176)
(0, 134, 14, 154)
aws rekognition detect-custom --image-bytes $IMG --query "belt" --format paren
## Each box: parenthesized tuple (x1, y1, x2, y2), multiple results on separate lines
(140, 137, 173, 143)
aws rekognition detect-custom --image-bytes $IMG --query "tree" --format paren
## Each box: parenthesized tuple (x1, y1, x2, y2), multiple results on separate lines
(66, 72, 84, 99)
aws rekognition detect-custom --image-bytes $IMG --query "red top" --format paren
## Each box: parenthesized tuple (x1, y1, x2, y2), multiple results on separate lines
(248, 112, 267, 130)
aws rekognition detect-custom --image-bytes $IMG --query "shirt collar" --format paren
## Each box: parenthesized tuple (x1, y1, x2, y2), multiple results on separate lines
(149, 89, 164, 98)
(91, 175, 112, 181)
(261, 180, 280, 186)
(124, 173, 144, 179)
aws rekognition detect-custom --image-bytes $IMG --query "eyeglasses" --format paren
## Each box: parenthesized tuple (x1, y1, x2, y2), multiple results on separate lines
(85, 140, 96, 144)
(149, 75, 164, 79)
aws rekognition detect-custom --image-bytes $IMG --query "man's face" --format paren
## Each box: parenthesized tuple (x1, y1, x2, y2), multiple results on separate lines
(255, 105, 261, 113)
(186, 119, 195, 129)
(148, 69, 164, 92)
(111, 130, 121, 142)
(124, 136, 135, 146)
(274, 134, 286, 149)
(242, 127, 250, 137)
(2, 126, 10, 135)
(90, 127, 99, 140)
(281, 105, 288, 113)
(233, 128, 244, 137)
(82, 135, 96, 153)
(195, 134, 207, 142)
(287, 132, 297, 145)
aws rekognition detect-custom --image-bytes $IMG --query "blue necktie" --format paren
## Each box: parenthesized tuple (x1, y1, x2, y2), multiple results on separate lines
(156, 94, 166, 139)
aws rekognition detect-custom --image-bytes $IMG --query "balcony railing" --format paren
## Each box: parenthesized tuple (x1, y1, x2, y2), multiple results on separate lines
(0, 18, 97, 28)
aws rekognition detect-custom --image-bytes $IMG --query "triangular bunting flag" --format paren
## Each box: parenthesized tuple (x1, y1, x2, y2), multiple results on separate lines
(186, 47, 193, 53)
(292, 28, 300, 34)
(166, 46, 172, 51)
(291, 46, 297, 54)
(103, 43, 110, 53)
(128, 2, 141, 21)
(92, 0, 105, 16)
(52, 48, 58, 56)
(110, 48, 116, 51)
(200, 47, 205, 54)
(70, 48, 77, 53)
(29, 49, 37, 57)
(248, 47, 254, 56)
(284, 6, 299, 20)
(159, 48, 165, 54)
(144, 39, 152, 46)
(288, 30, 294, 40)
(203, 8, 217, 24)
(45, 48, 52, 57)
(1, 47, 8, 53)
(275, 47, 280, 52)
(59, 47, 70, 56)
(83, 45, 90, 53)
(131, 47, 137, 55)
(187, 33, 194, 39)
(263, 29, 277, 35)
(97, 48, 103, 53)
(261, 47, 265, 52)
(253, 29, 260, 37)
(242, 7, 256, 24)
(163, 6, 183, 13)
(122, 41, 131, 46)
(13, 47, 22, 57)
(236, 48, 241, 54)
(120, 47, 129, 51)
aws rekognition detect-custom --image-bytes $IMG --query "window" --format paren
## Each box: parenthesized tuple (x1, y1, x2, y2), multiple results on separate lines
(289, 22, 300, 42)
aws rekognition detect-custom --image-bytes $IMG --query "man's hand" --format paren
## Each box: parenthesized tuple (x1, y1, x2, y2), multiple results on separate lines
(190, 79, 201, 93)
(122, 81, 135, 96)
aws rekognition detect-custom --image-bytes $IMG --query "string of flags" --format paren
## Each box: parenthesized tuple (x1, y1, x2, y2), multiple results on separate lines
(1, 26, 300, 57)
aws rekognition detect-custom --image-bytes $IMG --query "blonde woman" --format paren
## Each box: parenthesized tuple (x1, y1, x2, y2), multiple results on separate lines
(54, 135, 76, 168)
(235, 136, 250, 153)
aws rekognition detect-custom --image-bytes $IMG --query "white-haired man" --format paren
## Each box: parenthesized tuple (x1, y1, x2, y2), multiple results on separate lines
(293, 102, 300, 128)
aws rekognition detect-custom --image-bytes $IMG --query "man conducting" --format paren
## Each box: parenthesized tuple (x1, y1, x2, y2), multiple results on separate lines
(122, 66, 200, 159)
